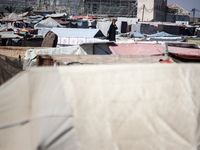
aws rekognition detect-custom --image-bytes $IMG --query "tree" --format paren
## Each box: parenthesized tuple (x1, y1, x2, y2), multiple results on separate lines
(4, 6, 16, 13)
(21, 7, 33, 13)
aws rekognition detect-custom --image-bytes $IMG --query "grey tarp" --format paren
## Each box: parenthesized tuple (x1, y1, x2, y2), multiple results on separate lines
(0, 64, 200, 150)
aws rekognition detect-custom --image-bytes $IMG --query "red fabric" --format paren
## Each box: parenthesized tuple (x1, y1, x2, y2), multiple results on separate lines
(159, 59, 173, 63)
(108, 43, 165, 56)
(168, 46, 200, 59)
(73, 16, 94, 19)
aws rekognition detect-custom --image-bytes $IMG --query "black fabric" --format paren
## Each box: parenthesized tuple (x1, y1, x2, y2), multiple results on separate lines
(197, 30, 200, 37)
(121, 21, 127, 33)
(158, 25, 195, 36)
(107, 23, 118, 41)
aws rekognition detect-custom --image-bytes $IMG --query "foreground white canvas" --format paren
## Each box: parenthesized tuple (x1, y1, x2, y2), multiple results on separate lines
(0, 64, 200, 150)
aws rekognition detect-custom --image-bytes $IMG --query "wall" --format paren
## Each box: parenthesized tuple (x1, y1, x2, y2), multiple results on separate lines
(166, 14, 190, 22)
(137, 0, 154, 21)
(137, 0, 167, 21)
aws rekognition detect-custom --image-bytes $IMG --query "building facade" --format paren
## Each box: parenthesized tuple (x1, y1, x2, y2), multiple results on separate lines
(166, 4, 190, 22)
(137, 0, 167, 21)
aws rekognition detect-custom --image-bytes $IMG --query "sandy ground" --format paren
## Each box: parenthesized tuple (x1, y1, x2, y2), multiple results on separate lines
(0, 46, 50, 60)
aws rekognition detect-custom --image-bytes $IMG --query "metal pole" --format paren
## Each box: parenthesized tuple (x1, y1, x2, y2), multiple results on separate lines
(193, 8, 195, 23)
(128, 0, 130, 17)
(142, 4, 145, 22)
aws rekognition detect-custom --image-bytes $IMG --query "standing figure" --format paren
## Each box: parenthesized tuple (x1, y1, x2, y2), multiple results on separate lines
(107, 19, 118, 41)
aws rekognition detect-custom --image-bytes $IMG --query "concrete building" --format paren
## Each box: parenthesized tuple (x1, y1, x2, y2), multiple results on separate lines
(166, 4, 190, 22)
(137, 0, 167, 21)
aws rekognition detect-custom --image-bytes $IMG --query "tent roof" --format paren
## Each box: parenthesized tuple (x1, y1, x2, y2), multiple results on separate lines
(146, 31, 178, 37)
(0, 64, 200, 150)
(51, 28, 104, 38)
(3, 13, 22, 21)
(35, 17, 62, 27)
(46, 13, 67, 18)
(108, 43, 165, 55)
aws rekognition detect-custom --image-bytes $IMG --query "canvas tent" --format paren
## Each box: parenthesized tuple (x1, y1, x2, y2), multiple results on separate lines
(46, 28, 106, 46)
(3, 13, 22, 22)
(35, 18, 62, 37)
(0, 64, 200, 150)
(46, 13, 67, 18)
(34, 17, 62, 28)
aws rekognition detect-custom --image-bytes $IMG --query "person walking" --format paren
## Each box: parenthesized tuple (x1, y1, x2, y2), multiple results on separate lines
(107, 19, 118, 41)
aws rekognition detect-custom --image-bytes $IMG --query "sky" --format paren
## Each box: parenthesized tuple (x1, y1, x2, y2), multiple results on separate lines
(167, 0, 200, 17)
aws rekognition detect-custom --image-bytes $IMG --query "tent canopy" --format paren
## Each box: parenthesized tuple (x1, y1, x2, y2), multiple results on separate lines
(3, 13, 22, 21)
(46, 13, 67, 18)
(35, 17, 62, 28)
(0, 64, 200, 150)
(51, 28, 105, 38)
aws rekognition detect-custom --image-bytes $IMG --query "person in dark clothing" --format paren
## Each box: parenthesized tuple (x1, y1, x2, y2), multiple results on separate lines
(107, 19, 118, 41)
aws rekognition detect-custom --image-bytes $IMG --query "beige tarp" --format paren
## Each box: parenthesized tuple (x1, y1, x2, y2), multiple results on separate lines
(0, 64, 200, 150)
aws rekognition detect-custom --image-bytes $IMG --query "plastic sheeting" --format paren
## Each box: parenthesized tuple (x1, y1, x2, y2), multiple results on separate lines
(131, 23, 157, 34)
(146, 31, 178, 37)
(51, 28, 104, 38)
(35, 18, 62, 28)
(96, 21, 121, 36)
(3, 13, 22, 21)
(117, 17, 138, 25)
(0, 64, 200, 150)
(23, 46, 87, 70)
(168, 46, 200, 59)
(109, 43, 165, 55)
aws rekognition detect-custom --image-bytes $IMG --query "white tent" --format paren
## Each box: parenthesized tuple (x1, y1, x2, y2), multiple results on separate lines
(50, 28, 106, 45)
(46, 13, 67, 18)
(35, 17, 62, 28)
(35, 18, 63, 37)
(3, 13, 22, 21)
(0, 64, 200, 150)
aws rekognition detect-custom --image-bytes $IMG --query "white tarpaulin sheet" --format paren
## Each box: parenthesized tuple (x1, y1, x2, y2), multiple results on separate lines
(117, 17, 138, 24)
(23, 46, 87, 70)
(96, 21, 121, 36)
(0, 64, 200, 150)
(51, 28, 103, 38)
(57, 37, 106, 45)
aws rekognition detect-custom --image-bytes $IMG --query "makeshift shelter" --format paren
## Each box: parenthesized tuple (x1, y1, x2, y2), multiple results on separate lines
(3, 13, 22, 22)
(35, 18, 62, 28)
(41, 31, 58, 47)
(0, 55, 22, 85)
(18, 12, 29, 17)
(44, 28, 106, 46)
(96, 21, 121, 36)
(146, 31, 178, 37)
(46, 13, 67, 18)
(23, 46, 87, 70)
(36, 55, 172, 66)
(0, 64, 200, 150)
(35, 18, 62, 37)
(108, 43, 165, 55)
(131, 23, 157, 34)
(158, 25, 195, 36)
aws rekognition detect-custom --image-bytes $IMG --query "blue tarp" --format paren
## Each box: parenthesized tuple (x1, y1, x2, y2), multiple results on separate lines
(146, 31, 178, 37)
(129, 32, 145, 38)
(129, 31, 179, 38)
